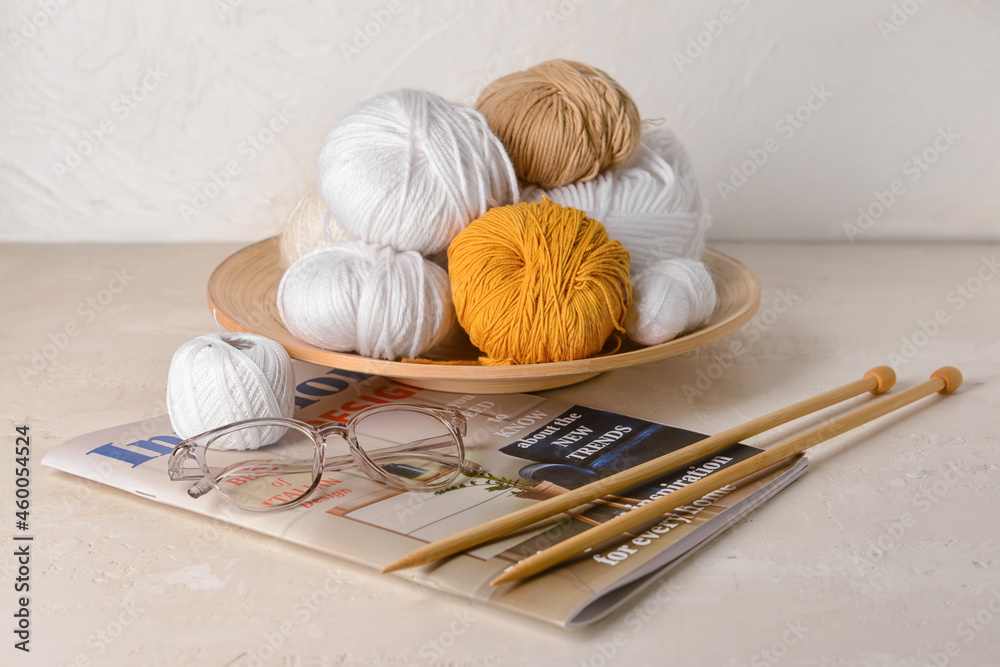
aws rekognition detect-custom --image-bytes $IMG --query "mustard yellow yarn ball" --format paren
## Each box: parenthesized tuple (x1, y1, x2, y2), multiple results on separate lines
(447, 200, 632, 365)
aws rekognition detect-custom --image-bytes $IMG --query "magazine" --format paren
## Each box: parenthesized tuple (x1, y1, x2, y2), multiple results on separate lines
(42, 360, 807, 628)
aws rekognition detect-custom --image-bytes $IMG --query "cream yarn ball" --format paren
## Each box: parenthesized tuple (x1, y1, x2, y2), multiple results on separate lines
(278, 189, 354, 267)
(522, 126, 716, 344)
(277, 241, 454, 360)
(166, 332, 295, 449)
(317, 89, 519, 256)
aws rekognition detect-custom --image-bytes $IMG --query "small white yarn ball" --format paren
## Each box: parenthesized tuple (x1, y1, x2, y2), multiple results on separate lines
(626, 258, 717, 346)
(166, 332, 295, 449)
(277, 240, 454, 360)
(523, 126, 716, 345)
(317, 89, 519, 256)
(279, 189, 354, 268)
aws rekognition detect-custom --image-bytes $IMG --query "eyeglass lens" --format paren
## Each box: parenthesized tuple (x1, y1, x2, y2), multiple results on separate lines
(203, 424, 319, 510)
(351, 410, 462, 489)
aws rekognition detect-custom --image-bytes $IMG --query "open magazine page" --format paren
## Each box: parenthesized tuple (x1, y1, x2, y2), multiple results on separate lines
(42, 360, 806, 628)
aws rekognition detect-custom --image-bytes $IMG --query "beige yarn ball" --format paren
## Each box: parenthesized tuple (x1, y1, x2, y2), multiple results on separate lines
(475, 59, 643, 189)
(278, 189, 354, 267)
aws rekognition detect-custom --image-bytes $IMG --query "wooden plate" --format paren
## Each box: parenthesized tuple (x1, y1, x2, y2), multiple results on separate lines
(207, 238, 760, 393)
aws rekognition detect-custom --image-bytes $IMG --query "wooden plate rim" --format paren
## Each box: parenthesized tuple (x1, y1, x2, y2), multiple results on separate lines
(207, 238, 761, 382)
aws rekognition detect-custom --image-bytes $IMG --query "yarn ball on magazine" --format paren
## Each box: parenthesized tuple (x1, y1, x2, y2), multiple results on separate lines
(317, 89, 518, 256)
(475, 59, 642, 189)
(278, 241, 454, 361)
(447, 199, 631, 365)
(166, 332, 294, 449)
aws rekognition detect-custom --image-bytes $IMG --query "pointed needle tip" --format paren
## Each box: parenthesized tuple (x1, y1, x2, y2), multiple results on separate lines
(381, 561, 407, 574)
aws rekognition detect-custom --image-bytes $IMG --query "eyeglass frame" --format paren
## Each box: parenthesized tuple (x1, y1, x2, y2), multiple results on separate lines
(168, 403, 481, 512)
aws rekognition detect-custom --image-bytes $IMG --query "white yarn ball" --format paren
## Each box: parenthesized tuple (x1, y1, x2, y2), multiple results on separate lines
(626, 258, 718, 346)
(277, 240, 454, 361)
(523, 126, 716, 345)
(522, 126, 709, 268)
(317, 89, 519, 256)
(279, 189, 354, 267)
(166, 333, 295, 450)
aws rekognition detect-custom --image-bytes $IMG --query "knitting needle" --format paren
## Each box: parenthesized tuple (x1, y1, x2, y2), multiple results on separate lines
(382, 366, 896, 574)
(490, 367, 962, 586)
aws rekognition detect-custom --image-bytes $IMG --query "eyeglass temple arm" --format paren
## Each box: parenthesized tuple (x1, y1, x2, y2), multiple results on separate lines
(322, 443, 470, 473)
(317, 432, 467, 471)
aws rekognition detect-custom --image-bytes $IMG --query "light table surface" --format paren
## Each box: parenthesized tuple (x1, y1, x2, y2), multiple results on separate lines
(1, 242, 998, 666)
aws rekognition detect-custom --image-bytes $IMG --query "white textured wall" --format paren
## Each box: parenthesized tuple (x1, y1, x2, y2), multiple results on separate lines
(1, 0, 998, 243)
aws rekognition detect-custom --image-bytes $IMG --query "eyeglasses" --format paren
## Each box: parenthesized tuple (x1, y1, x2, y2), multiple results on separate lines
(168, 404, 482, 512)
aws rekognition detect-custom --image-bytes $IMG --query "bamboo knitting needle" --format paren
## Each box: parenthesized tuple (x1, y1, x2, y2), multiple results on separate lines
(490, 367, 962, 586)
(382, 366, 896, 574)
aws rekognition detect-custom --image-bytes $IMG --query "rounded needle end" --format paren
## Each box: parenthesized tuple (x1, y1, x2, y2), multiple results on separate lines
(931, 367, 963, 394)
(865, 366, 897, 394)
